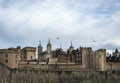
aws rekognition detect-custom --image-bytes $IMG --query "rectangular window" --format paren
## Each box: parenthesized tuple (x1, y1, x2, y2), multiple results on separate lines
(31, 56, 32, 60)
(16, 55, 17, 63)
(5, 54, 8, 57)
(5, 59, 8, 63)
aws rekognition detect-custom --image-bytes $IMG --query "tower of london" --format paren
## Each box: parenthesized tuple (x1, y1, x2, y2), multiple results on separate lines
(0, 39, 120, 83)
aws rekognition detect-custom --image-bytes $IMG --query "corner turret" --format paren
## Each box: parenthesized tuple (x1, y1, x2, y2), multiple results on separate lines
(47, 38, 52, 55)
(38, 40, 43, 60)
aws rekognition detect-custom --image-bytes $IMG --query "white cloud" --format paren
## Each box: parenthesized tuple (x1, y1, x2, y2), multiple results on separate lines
(0, 0, 120, 51)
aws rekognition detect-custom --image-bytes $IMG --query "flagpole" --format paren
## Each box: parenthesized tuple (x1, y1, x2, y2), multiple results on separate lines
(91, 38, 96, 50)
(57, 37, 61, 49)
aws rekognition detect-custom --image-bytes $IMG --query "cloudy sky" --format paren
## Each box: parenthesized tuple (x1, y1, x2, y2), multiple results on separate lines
(0, 0, 120, 52)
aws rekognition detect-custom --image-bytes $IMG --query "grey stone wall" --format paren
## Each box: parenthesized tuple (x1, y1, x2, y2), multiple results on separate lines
(0, 64, 120, 83)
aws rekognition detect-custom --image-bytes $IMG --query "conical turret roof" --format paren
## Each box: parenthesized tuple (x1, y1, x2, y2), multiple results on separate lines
(38, 40, 42, 48)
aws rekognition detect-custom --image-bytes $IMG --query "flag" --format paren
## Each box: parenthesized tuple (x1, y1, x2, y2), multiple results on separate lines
(57, 37, 59, 39)
(91, 39, 96, 42)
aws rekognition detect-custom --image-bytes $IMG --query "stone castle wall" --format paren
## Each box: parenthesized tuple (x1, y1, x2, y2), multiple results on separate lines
(0, 63, 120, 83)
(0, 52, 20, 69)
(18, 63, 83, 70)
(107, 62, 120, 71)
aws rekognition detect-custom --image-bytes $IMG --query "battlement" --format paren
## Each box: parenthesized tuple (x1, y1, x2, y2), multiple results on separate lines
(0, 43, 119, 72)
(0, 47, 20, 53)
(81, 47, 92, 51)
(96, 49, 106, 52)
(23, 47, 36, 51)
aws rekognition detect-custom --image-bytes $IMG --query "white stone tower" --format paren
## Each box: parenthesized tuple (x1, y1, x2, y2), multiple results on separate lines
(69, 41, 74, 53)
(38, 40, 43, 60)
(97, 49, 106, 71)
(47, 38, 52, 56)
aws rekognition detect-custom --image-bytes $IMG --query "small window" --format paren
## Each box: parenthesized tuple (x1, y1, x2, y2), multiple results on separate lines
(16, 55, 17, 63)
(5, 59, 8, 63)
(5, 54, 8, 57)
(30, 56, 32, 60)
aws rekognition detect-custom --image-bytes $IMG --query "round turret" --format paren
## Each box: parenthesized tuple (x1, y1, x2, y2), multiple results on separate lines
(47, 38, 52, 55)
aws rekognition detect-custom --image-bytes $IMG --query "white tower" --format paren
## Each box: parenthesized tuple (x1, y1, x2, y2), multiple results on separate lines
(38, 40, 42, 60)
(47, 38, 52, 56)
(69, 41, 74, 53)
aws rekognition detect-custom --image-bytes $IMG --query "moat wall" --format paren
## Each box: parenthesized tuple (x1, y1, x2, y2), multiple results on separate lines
(0, 66, 120, 83)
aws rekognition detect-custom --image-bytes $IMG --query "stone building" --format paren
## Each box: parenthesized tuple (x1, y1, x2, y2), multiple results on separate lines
(38, 40, 43, 60)
(21, 47, 36, 61)
(72, 49, 82, 65)
(107, 48, 120, 62)
(0, 46, 36, 69)
(67, 47, 106, 71)
(113, 48, 120, 57)
(0, 46, 21, 68)
(80, 47, 106, 71)
(38, 39, 52, 60)
(52, 48, 67, 63)
(95, 49, 106, 71)
(37, 40, 107, 71)
(37, 39, 58, 64)
(0, 39, 107, 71)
